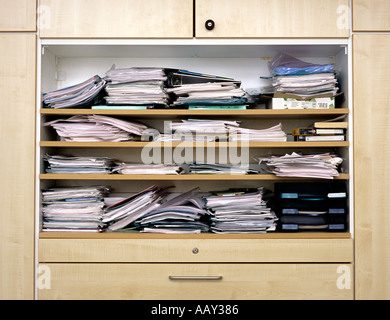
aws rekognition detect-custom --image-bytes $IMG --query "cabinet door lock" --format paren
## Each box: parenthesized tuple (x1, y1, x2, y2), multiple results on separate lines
(205, 19, 215, 31)
(192, 247, 199, 254)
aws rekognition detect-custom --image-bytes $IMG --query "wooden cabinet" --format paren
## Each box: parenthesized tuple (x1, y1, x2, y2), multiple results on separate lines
(353, 34, 390, 300)
(0, 34, 36, 300)
(38, 0, 193, 38)
(36, 40, 353, 299)
(0, 0, 36, 31)
(353, 0, 390, 31)
(195, 0, 350, 38)
(38, 263, 353, 300)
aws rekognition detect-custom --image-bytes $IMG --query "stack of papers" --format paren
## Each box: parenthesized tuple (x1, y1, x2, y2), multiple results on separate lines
(166, 119, 241, 142)
(233, 123, 287, 142)
(103, 186, 209, 233)
(268, 53, 338, 98)
(181, 163, 261, 175)
(41, 185, 110, 232)
(136, 188, 209, 234)
(44, 155, 115, 174)
(42, 75, 106, 108)
(272, 73, 338, 98)
(164, 119, 286, 142)
(204, 188, 278, 233)
(257, 152, 344, 179)
(103, 185, 167, 231)
(104, 67, 169, 107)
(167, 82, 247, 106)
(112, 163, 181, 175)
(44, 115, 152, 142)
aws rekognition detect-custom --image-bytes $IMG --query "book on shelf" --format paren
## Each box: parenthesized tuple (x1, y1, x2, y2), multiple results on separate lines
(314, 121, 348, 129)
(293, 127, 346, 136)
(294, 135, 346, 142)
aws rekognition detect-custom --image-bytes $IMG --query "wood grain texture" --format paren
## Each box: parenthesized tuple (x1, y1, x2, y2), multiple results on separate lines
(196, 0, 350, 38)
(0, 0, 36, 31)
(37, 263, 353, 300)
(0, 34, 36, 300)
(353, 34, 390, 300)
(39, 0, 193, 38)
(353, 0, 390, 31)
(38, 238, 353, 263)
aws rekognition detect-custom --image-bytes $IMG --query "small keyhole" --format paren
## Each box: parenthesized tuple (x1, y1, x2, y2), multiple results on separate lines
(192, 247, 199, 254)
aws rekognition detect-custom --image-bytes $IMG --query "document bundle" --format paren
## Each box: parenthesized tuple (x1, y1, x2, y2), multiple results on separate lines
(103, 186, 209, 233)
(204, 188, 278, 233)
(104, 67, 170, 107)
(44, 155, 115, 174)
(165, 119, 287, 142)
(42, 75, 106, 109)
(257, 152, 344, 179)
(41, 185, 110, 232)
(44, 115, 153, 142)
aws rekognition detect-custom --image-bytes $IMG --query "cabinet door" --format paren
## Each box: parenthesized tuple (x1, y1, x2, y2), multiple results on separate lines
(39, 0, 193, 38)
(0, 34, 36, 300)
(0, 0, 36, 31)
(353, 0, 390, 31)
(38, 263, 353, 300)
(196, 0, 350, 38)
(354, 34, 390, 300)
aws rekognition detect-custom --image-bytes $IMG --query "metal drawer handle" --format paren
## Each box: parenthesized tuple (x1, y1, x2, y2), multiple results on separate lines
(169, 275, 223, 281)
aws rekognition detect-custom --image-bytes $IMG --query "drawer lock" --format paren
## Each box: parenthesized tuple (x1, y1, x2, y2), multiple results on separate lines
(192, 247, 199, 254)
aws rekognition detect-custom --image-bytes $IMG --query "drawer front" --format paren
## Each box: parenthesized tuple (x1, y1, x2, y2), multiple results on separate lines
(39, 0, 193, 38)
(37, 263, 353, 300)
(196, 0, 350, 38)
(38, 238, 353, 263)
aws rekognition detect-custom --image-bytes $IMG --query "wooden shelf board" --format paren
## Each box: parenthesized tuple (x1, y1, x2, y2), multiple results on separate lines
(39, 231, 351, 240)
(40, 141, 349, 148)
(40, 108, 350, 118)
(39, 173, 350, 180)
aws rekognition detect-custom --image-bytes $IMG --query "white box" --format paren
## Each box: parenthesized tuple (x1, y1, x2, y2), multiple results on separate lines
(272, 97, 335, 109)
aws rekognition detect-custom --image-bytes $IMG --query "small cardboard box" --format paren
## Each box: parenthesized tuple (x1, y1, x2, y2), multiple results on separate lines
(271, 93, 335, 109)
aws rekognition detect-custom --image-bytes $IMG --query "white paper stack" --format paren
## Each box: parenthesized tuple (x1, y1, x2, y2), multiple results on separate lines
(41, 185, 110, 232)
(44, 115, 152, 142)
(104, 67, 169, 106)
(166, 82, 246, 106)
(112, 163, 181, 175)
(258, 152, 344, 179)
(42, 75, 106, 108)
(165, 119, 287, 142)
(233, 123, 287, 142)
(44, 155, 115, 174)
(137, 188, 209, 234)
(102, 185, 167, 231)
(204, 188, 278, 233)
(272, 73, 338, 98)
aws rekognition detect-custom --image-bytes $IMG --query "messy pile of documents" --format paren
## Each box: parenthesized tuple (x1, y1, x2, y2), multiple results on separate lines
(44, 155, 115, 174)
(204, 188, 278, 233)
(104, 67, 169, 107)
(136, 188, 209, 234)
(44, 115, 152, 142)
(164, 119, 287, 142)
(233, 123, 287, 142)
(103, 186, 209, 233)
(257, 152, 344, 179)
(181, 163, 261, 175)
(268, 53, 338, 99)
(112, 163, 181, 175)
(42, 75, 106, 108)
(167, 82, 247, 107)
(41, 185, 110, 232)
